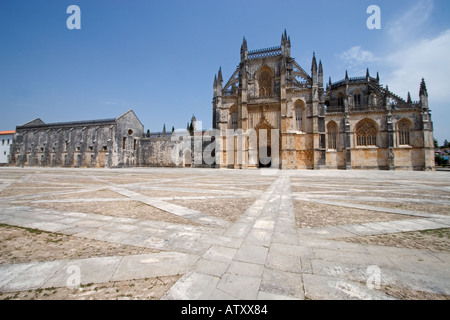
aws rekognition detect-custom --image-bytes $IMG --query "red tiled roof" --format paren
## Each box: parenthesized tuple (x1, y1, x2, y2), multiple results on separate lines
(0, 130, 15, 135)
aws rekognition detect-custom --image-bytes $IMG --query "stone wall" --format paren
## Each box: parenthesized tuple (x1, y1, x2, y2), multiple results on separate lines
(10, 110, 144, 168)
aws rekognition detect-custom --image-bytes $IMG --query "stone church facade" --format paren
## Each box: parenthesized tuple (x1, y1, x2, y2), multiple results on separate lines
(9, 32, 434, 171)
(212, 31, 434, 170)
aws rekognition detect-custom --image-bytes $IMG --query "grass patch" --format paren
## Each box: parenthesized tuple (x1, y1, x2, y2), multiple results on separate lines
(418, 228, 450, 239)
(0, 223, 64, 237)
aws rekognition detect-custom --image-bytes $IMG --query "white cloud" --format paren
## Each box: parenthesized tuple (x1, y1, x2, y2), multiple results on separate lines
(383, 29, 450, 103)
(385, 0, 434, 43)
(381, 28, 450, 143)
(338, 46, 378, 66)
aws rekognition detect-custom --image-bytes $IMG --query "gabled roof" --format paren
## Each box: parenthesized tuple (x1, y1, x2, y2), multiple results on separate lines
(20, 118, 45, 127)
(0, 130, 15, 135)
(16, 110, 142, 131)
(116, 109, 144, 128)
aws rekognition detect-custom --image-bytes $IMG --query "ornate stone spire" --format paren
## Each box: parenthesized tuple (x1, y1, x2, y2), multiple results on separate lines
(240, 37, 248, 60)
(419, 78, 428, 97)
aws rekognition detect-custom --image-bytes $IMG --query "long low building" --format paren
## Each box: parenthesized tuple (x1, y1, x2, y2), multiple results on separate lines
(10, 110, 144, 168)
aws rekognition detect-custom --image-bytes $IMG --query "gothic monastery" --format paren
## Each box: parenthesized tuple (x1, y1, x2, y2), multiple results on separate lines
(10, 31, 435, 170)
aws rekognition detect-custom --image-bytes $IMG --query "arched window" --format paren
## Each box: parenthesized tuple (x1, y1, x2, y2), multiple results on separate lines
(355, 119, 377, 146)
(231, 112, 238, 130)
(353, 89, 362, 107)
(229, 105, 238, 130)
(294, 101, 305, 132)
(337, 93, 344, 107)
(327, 122, 338, 150)
(258, 70, 272, 97)
(398, 119, 411, 146)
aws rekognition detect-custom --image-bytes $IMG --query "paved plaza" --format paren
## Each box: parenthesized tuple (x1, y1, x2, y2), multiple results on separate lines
(0, 167, 449, 300)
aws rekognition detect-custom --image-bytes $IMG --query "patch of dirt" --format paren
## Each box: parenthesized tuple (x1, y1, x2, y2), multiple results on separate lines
(0, 276, 179, 300)
(380, 284, 450, 300)
(168, 197, 257, 222)
(338, 200, 450, 216)
(342, 228, 450, 252)
(137, 190, 214, 198)
(0, 224, 158, 265)
(0, 187, 82, 197)
(294, 200, 412, 229)
(21, 200, 199, 226)
(33, 189, 127, 201)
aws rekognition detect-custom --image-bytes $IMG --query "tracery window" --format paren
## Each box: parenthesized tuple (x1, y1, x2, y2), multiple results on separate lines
(327, 122, 338, 150)
(229, 106, 238, 130)
(231, 111, 238, 130)
(259, 70, 272, 97)
(354, 93, 361, 107)
(398, 119, 411, 146)
(355, 119, 377, 147)
(295, 101, 305, 132)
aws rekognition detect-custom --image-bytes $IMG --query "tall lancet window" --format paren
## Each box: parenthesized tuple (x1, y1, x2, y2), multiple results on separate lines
(295, 101, 305, 132)
(258, 70, 272, 97)
(327, 122, 338, 150)
(231, 111, 238, 130)
(398, 119, 411, 146)
(229, 105, 238, 130)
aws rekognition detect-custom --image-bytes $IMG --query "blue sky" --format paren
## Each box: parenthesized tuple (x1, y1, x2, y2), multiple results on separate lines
(1, 0, 449, 144)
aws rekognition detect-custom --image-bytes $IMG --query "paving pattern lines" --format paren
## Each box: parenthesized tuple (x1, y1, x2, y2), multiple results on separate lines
(163, 173, 450, 300)
(163, 174, 308, 300)
(1, 167, 450, 300)
(0, 168, 262, 294)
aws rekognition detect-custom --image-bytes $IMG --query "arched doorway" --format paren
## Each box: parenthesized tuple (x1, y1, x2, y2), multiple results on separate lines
(255, 115, 276, 168)
(184, 150, 192, 168)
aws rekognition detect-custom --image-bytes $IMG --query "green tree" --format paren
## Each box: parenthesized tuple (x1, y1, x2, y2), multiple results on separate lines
(444, 139, 449, 148)
(435, 154, 445, 166)
(434, 139, 439, 148)
(146, 129, 150, 138)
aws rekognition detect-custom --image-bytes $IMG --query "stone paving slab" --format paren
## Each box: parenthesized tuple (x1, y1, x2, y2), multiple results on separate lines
(0, 252, 199, 293)
(1, 260, 68, 292)
(302, 273, 394, 300)
(111, 252, 199, 281)
(260, 268, 305, 299)
(163, 272, 220, 300)
(110, 187, 229, 228)
(216, 273, 261, 300)
(1, 168, 450, 300)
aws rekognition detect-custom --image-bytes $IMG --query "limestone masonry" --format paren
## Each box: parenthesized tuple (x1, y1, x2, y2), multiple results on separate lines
(9, 32, 434, 170)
